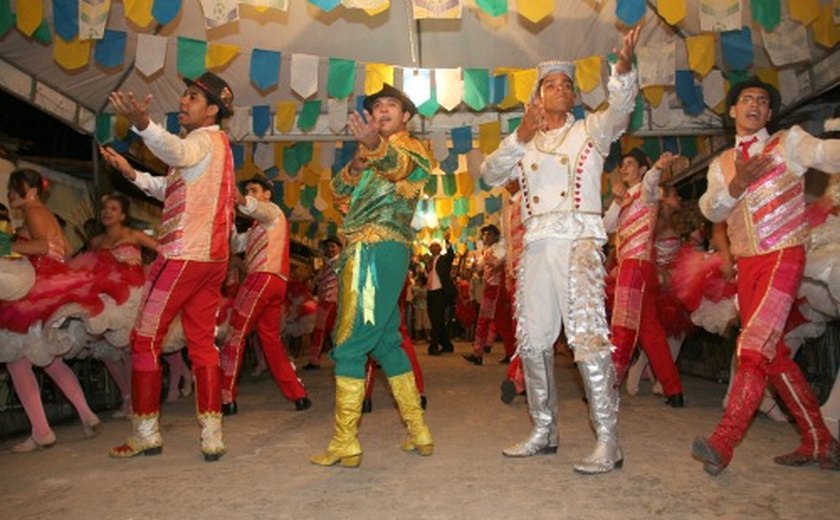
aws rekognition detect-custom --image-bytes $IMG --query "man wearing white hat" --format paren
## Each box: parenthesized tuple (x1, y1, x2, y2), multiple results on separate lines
(480, 26, 641, 474)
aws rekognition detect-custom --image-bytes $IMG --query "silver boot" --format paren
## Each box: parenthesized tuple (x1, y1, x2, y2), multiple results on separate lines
(574, 350, 623, 474)
(503, 350, 558, 457)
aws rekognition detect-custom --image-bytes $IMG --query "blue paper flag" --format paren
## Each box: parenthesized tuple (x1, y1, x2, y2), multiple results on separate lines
(355, 94, 366, 117)
(94, 30, 126, 69)
(721, 28, 754, 71)
(265, 166, 279, 180)
(440, 150, 458, 175)
(252, 105, 270, 137)
(490, 74, 507, 105)
(53, 0, 78, 41)
(485, 195, 503, 214)
(451, 127, 473, 154)
(615, 0, 646, 26)
(250, 49, 281, 91)
(663, 136, 679, 154)
(572, 105, 585, 121)
(231, 144, 245, 170)
(308, 1, 341, 13)
(675, 70, 705, 116)
(166, 112, 180, 134)
(152, 0, 181, 25)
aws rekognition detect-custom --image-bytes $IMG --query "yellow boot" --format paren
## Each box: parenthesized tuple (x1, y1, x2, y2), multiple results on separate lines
(388, 373, 434, 456)
(310, 377, 365, 468)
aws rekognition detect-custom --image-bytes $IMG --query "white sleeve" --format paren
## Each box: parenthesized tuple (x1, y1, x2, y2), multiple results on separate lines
(603, 200, 621, 233)
(480, 132, 525, 187)
(230, 231, 247, 255)
(585, 65, 639, 155)
(133, 121, 213, 180)
(131, 170, 167, 201)
(784, 125, 840, 177)
(699, 158, 738, 223)
(238, 196, 283, 225)
(642, 167, 662, 204)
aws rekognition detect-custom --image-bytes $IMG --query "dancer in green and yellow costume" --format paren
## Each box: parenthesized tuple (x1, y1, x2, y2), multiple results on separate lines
(310, 84, 434, 468)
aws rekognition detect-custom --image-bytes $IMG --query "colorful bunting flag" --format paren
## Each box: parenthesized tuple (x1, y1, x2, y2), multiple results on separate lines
(152, 0, 182, 24)
(53, 0, 79, 41)
(0, 0, 13, 37)
(657, 0, 685, 24)
(327, 97, 348, 133)
(686, 33, 716, 77)
(512, 69, 537, 104)
(451, 127, 472, 154)
(518, 0, 553, 23)
(199, 0, 238, 29)
(240, 0, 289, 11)
(435, 68, 463, 111)
(475, 0, 507, 17)
(17, 0, 44, 36)
(637, 44, 674, 87)
(403, 68, 431, 106)
(206, 43, 240, 70)
(53, 35, 92, 71)
(750, 0, 780, 31)
(699, 0, 741, 32)
(575, 55, 603, 93)
(177, 37, 207, 79)
(124, 0, 154, 28)
(291, 54, 320, 99)
(327, 58, 356, 98)
(412, 0, 462, 19)
(94, 29, 126, 68)
(720, 27, 754, 70)
(463, 68, 489, 110)
(701, 69, 726, 109)
(135, 34, 167, 77)
(79, 0, 111, 40)
(364, 63, 394, 95)
(615, 0, 646, 25)
(813, 3, 840, 48)
(252, 105, 270, 136)
(789, 0, 820, 26)
(299, 99, 322, 131)
(762, 20, 810, 66)
(478, 121, 501, 155)
(229, 107, 250, 141)
(250, 49, 281, 91)
(675, 70, 704, 116)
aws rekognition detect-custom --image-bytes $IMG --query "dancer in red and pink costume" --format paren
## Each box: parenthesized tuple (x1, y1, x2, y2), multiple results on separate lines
(303, 235, 342, 370)
(603, 148, 684, 407)
(0, 169, 103, 453)
(102, 71, 236, 461)
(691, 77, 840, 475)
(219, 176, 311, 415)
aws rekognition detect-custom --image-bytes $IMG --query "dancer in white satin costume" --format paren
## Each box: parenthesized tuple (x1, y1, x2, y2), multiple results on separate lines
(479, 26, 641, 474)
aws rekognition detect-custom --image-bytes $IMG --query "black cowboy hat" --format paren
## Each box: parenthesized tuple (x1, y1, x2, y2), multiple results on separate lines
(726, 77, 781, 117)
(184, 72, 235, 119)
(363, 84, 417, 118)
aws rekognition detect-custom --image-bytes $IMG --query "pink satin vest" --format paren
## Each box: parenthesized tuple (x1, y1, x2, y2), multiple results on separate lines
(616, 189, 657, 263)
(245, 215, 289, 280)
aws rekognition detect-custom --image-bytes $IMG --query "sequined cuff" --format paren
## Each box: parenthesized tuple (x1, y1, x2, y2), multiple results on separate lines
(340, 165, 361, 187)
(357, 137, 387, 162)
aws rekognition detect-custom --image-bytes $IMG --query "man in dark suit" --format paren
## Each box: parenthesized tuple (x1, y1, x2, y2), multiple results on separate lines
(426, 241, 455, 355)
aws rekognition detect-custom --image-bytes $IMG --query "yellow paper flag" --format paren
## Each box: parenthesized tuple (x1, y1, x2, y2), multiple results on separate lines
(519, 0, 554, 23)
(115, 115, 130, 140)
(456, 172, 475, 197)
(497, 71, 519, 109)
(813, 4, 840, 48)
(513, 68, 538, 104)
(657, 0, 686, 25)
(575, 55, 602, 93)
(755, 68, 780, 93)
(435, 197, 453, 218)
(123, 0, 154, 28)
(364, 63, 395, 95)
(686, 33, 715, 77)
(479, 120, 501, 155)
(53, 36, 92, 71)
(364, 1, 390, 16)
(284, 181, 302, 208)
(302, 165, 320, 187)
(621, 135, 643, 154)
(275, 101, 297, 133)
(643, 86, 665, 107)
(206, 43, 240, 70)
(16, 0, 43, 36)
(790, 0, 820, 26)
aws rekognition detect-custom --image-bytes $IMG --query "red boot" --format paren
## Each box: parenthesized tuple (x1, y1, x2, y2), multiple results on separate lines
(692, 353, 766, 475)
(110, 369, 163, 458)
(194, 365, 225, 462)
(767, 355, 840, 470)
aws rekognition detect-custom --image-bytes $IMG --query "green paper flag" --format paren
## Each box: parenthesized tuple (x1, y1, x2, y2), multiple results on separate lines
(751, 0, 780, 31)
(679, 136, 698, 159)
(726, 70, 750, 87)
(475, 0, 507, 17)
(629, 94, 645, 133)
(296, 141, 314, 166)
(327, 58, 356, 98)
(641, 137, 661, 162)
(301, 185, 318, 208)
(33, 19, 52, 44)
(298, 99, 322, 131)
(463, 68, 490, 111)
(96, 113, 112, 143)
(507, 117, 522, 133)
(443, 175, 457, 197)
(424, 175, 438, 197)
(418, 88, 440, 117)
(283, 146, 301, 176)
(0, 0, 14, 36)
(177, 37, 207, 80)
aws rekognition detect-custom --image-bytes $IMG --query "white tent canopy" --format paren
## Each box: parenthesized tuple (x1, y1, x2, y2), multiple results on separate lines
(1, 1, 838, 142)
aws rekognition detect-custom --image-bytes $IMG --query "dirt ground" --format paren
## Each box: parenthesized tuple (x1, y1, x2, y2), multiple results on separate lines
(2, 342, 838, 520)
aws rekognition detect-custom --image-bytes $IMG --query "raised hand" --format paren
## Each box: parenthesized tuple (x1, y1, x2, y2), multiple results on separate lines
(729, 154, 776, 198)
(347, 109, 381, 150)
(99, 145, 136, 181)
(614, 25, 642, 75)
(516, 99, 546, 144)
(612, 179, 627, 200)
(655, 151, 679, 170)
(108, 91, 152, 131)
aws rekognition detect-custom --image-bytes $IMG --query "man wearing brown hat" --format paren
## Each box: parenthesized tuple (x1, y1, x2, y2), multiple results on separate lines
(603, 148, 684, 407)
(692, 77, 840, 475)
(310, 84, 434, 468)
(479, 26, 641, 474)
(100, 71, 236, 462)
(219, 176, 312, 416)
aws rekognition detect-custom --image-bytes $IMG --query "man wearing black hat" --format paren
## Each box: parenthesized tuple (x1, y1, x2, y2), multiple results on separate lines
(693, 77, 840, 475)
(101, 71, 236, 462)
(219, 176, 312, 416)
(603, 148, 684, 407)
(310, 84, 434, 468)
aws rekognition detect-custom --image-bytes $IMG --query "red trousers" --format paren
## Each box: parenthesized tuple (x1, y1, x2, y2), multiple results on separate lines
(611, 259, 682, 397)
(308, 300, 337, 364)
(472, 283, 516, 358)
(220, 272, 306, 402)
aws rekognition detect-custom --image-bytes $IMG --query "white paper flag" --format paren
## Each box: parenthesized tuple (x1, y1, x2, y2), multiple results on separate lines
(239, 0, 289, 10)
(79, 0, 111, 40)
(254, 142, 276, 171)
(699, 0, 741, 32)
(466, 149, 484, 180)
(200, 0, 239, 29)
(342, 0, 389, 8)
(319, 142, 336, 170)
(135, 34, 167, 78)
(581, 84, 607, 110)
(327, 97, 349, 134)
(435, 68, 463, 111)
(762, 20, 810, 67)
(229, 107, 251, 141)
(702, 69, 726, 109)
(778, 69, 799, 108)
(430, 130, 449, 162)
(651, 91, 673, 127)
(637, 43, 675, 88)
(403, 68, 431, 107)
(291, 54, 320, 99)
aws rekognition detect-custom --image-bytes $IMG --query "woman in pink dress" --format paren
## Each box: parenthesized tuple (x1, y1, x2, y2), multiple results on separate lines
(0, 169, 104, 452)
